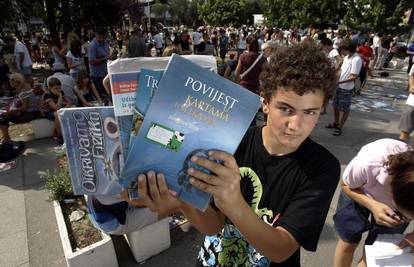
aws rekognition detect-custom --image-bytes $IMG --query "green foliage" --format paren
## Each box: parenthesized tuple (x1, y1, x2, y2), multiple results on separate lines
(42, 160, 74, 202)
(198, 0, 249, 27)
(261, 0, 346, 28)
(342, 0, 413, 33)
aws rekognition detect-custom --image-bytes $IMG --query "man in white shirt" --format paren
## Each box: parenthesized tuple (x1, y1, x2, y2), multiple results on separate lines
(5, 36, 33, 76)
(326, 39, 362, 136)
(399, 64, 414, 143)
(153, 31, 164, 56)
(192, 30, 202, 54)
(372, 33, 382, 70)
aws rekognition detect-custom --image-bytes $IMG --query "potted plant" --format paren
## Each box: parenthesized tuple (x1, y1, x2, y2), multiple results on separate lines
(42, 156, 118, 267)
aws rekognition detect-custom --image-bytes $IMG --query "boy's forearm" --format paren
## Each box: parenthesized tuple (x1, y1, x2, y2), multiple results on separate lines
(227, 200, 298, 263)
(179, 203, 225, 235)
(341, 182, 377, 211)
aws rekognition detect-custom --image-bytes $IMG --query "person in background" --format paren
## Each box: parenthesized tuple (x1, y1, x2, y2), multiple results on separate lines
(127, 29, 147, 58)
(66, 39, 85, 80)
(235, 35, 267, 94)
(46, 67, 78, 106)
(399, 64, 414, 144)
(41, 77, 71, 144)
(73, 69, 102, 107)
(333, 139, 414, 267)
(326, 39, 363, 136)
(4, 36, 33, 77)
(0, 73, 40, 144)
(88, 28, 115, 97)
(81, 35, 90, 74)
(218, 52, 237, 80)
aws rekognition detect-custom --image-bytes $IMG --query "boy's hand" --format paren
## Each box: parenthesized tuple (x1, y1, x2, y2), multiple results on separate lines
(124, 171, 182, 216)
(188, 150, 244, 216)
(370, 202, 404, 227)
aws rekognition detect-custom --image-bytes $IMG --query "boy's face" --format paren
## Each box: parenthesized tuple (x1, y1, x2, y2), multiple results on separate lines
(263, 89, 324, 154)
(49, 85, 61, 95)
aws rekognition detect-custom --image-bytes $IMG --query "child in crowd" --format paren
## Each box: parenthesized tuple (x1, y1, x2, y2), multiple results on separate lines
(41, 77, 71, 144)
(0, 73, 41, 144)
(333, 138, 414, 267)
(74, 69, 102, 107)
(125, 41, 341, 266)
(399, 64, 414, 144)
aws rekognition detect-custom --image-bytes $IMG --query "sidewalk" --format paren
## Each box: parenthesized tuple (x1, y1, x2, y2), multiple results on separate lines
(0, 68, 412, 267)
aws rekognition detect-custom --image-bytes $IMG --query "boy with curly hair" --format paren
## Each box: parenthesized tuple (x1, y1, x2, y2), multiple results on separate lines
(128, 41, 341, 266)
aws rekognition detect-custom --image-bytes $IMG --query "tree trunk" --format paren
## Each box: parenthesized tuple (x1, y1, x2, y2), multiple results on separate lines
(60, 0, 72, 34)
(45, 0, 58, 42)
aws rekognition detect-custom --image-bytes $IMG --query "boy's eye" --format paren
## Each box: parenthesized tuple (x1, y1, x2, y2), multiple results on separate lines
(279, 106, 292, 114)
(304, 110, 318, 115)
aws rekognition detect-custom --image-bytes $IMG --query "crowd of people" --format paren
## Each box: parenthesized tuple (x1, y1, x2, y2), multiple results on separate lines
(0, 23, 414, 267)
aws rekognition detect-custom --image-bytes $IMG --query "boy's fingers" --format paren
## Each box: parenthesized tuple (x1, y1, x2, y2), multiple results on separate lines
(137, 174, 148, 199)
(147, 170, 160, 201)
(208, 150, 238, 168)
(187, 168, 221, 186)
(157, 173, 169, 195)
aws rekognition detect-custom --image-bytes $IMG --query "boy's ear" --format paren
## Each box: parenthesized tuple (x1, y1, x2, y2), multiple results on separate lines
(262, 99, 270, 114)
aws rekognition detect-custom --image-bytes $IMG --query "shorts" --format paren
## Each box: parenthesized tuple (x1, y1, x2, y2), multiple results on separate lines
(333, 88, 353, 112)
(398, 105, 414, 133)
(0, 111, 40, 125)
(333, 191, 408, 244)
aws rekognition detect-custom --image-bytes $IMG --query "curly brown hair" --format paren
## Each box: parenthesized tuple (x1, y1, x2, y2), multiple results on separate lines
(386, 150, 414, 213)
(260, 40, 337, 104)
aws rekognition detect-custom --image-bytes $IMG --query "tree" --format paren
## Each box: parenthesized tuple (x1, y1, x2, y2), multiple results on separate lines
(169, 0, 191, 25)
(152, 1, 169, 25)
(261, 0, 346, 28)
(198, 0, 248, 27)
(342, 0, 413, 33)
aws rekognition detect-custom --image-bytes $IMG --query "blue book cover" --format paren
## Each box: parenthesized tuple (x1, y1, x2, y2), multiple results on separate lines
(135, 69, 164, 116)
(121, 55, 261, 211)
(130, 69, 164, 144)
(59, 107, 123, 195)
(109, 56, 217, 158)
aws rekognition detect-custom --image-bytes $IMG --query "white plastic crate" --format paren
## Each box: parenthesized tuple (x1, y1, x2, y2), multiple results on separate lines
(124, 217, 171, 263)
(31, 118, 55, 139)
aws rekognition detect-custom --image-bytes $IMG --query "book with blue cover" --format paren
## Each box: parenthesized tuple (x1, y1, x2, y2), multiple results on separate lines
(121, 54, 261, 211)
(130, 69, 164, 143)
(108, 56, 217, 157)
(58, 107, 123, 195)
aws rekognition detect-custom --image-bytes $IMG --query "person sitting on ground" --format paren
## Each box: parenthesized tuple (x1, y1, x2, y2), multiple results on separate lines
(162, 38, 181, 57)
(46, 67, 78, 106)
(197, 33, 215, 56)
(73, 69, 102, 107)
(333, 138, 414, 267)
(218, 52, 237, 80)
(41, 77, 71, 144)
(0, 73, 41, 145)
(126, 40, 341, 267)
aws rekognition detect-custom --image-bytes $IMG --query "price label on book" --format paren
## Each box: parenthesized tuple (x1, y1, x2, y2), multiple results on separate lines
(146, 122, 185, 152)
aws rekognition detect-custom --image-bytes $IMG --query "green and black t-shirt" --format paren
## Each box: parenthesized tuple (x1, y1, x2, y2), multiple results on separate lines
(197, 126, 340, 267)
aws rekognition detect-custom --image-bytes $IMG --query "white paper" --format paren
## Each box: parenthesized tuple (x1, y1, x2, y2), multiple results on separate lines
(365, 234, 413, 267)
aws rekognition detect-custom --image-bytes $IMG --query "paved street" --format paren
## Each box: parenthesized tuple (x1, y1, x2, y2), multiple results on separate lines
(0, 67, 412, 267)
